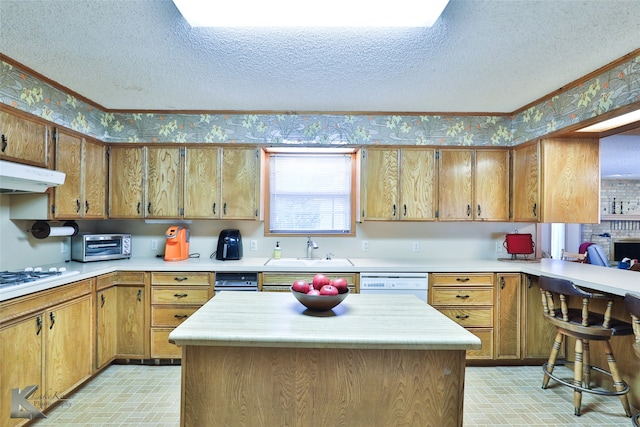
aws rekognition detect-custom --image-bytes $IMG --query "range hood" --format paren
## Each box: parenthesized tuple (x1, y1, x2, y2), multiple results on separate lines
(0, 160, 66, 193)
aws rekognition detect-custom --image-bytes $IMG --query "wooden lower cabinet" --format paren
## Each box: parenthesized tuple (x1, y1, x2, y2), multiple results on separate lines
(95, 272, 148, 369)
(260, 272, 358, 292)
(430, 273, 494, 360)
(150, 272, 213, 359)
(0, 279, 93, 427)
(495, 273, 521, 360)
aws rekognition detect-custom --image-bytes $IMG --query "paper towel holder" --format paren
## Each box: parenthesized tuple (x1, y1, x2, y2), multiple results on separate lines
(28, 221, 79, 239)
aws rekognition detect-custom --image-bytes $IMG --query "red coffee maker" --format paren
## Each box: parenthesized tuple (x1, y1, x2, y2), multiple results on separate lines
(164, 226, 190, 261)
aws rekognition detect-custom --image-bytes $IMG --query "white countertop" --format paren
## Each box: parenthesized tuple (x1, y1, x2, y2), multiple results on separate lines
(168, 291, 482, 350)
(1, 256, 639, 302)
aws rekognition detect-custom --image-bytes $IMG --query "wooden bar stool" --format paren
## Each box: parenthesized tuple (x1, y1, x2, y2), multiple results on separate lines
(538, 275, 632, 417)
(625, 292, 640, 427)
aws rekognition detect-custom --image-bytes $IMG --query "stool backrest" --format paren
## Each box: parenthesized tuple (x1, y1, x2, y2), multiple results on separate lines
(538, 275, 612, 328)
(625, 293, 640, 357)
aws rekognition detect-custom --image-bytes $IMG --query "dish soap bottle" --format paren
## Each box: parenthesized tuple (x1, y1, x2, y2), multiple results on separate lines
(274, 241, 282, 259)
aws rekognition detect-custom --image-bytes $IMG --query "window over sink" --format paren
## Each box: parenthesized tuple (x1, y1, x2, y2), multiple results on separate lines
(265, 149, 357, 236)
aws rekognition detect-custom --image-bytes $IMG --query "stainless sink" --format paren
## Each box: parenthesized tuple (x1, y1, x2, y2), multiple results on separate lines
(264, 258, 353, 267)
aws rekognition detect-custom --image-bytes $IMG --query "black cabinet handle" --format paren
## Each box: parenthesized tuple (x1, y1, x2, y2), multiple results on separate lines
(49, 312, 55, 329)
(36, 316, 42, 335)
(101, 293, 106, 307)
(477, 204, 481, 217)
(456, 277, 470, 282)
(137, 289, 142, 302)
(213, 203, 216, 215)
(467, 204, 471, 217)
(174, 277, 188, 282)
(455, 314, 470, 320)
(85, 200, 89, 214)
(76, 199, 81, 213)
(392, 204, 396, 216)
(532, 203, 537, 217)
(1, 134, 7, 152)
(223, 203, 227, 215)
(456, 294, 470, 299)
(404, 204, 407, 216)
(174, 293, 188, 298)
(137, 202, 141, 214)
(147, 202, 152, 214)
(174, 314, 189, 319)
(500, 276, 505, 289)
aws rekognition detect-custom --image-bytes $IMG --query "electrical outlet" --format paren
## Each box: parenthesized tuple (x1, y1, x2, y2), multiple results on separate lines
(496, 240, 503, 253)
(412, 241, 420, 252)
(250, 240, 258, 251)
(362, 240, 369, 251)
(151, 239, 158, 250)
(60, 241, 68, 254)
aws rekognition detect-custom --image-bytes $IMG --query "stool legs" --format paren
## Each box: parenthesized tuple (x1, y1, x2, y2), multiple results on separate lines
(583, 340, 591, 389)
(603, 340, 632, 417)
(543, 332, 564, 389)
(573, 339, 584, 416)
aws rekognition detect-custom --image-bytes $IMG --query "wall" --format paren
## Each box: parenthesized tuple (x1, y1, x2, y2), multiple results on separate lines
(0, 199, 535, 270)
(581, 179, 640, 260)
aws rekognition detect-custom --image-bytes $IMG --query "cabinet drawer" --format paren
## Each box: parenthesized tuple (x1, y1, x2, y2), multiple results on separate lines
(151, 272, 211, 286)
(436, 307, 494, 328)
(152, 287, 209, 305)
(151, 306, 199, 327)
(151, 328, 182, 359)
(430, 288, 493, 305)
(466, 328, 494, 359)
(431, 273, 493, 287)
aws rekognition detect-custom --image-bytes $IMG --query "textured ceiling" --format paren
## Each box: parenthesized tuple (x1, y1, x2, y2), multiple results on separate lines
(1, 0, 640, 113)
(1, 0, 640, 179)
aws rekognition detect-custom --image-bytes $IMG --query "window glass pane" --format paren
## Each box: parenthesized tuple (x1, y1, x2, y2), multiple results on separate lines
(269, 154, 352, 234)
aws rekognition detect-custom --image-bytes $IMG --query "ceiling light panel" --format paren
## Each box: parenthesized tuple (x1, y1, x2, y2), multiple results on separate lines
(172, 0, 449, 27)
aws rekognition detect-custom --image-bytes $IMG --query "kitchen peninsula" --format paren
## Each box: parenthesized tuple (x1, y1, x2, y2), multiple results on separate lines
(168, 292, 481, 427)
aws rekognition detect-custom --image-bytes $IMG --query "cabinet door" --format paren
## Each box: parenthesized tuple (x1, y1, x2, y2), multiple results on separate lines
(83, 139, 107, 218)
(44, 295, 93, 403)
(540, 138, 600, 224)
(54, 130, 83, 218)
(400, 148, 436, 220)
(146, 147, 182, 218)
(495, 274, 521, 359)
(109, 146, 144, 218)
(0, 109, 49, 167)
(184, 147, 221, 218)
(117, 286, 146, 357)
(0, 314, 43, 427)
(512, 143, 539, 222)
(522, 275, 564, 360)
(96, 287, 118, 370)
(363, 149, 399, 220)
(475, 150, 509, 221)
(220, 147, 259, 219)
(438, 149, 473, 220)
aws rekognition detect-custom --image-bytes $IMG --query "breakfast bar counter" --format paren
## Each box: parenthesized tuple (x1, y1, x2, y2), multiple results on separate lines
(169, 292, 481, 427)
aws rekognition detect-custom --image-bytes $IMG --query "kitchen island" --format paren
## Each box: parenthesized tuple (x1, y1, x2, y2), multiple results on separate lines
(169, 292, 481, 427)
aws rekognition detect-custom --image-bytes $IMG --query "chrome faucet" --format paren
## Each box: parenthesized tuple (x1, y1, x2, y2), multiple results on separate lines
(306, 237, 318, 259)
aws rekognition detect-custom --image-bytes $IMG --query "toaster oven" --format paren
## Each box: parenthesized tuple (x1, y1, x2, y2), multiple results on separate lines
(71, 233, 132, 262)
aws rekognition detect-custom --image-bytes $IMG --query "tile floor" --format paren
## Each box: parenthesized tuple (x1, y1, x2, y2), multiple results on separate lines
(35, 364, 635, 426)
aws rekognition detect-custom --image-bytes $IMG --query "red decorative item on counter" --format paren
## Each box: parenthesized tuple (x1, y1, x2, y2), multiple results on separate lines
(503, 232, 535, 256)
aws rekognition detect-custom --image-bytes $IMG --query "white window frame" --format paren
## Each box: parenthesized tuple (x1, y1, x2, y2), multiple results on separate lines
(265, 149, 357, 236)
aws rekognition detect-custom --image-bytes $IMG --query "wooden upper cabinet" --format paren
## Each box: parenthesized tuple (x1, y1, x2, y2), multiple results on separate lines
(475, 150, 509, 221)
(512, 138, 599, 224)
(400, 148, 437, 220)
(439, 149, 509, 221)
(54, 130, 107, 219)
(184, 147, 221, 218)
(512, 142, 540, 222)
(0, 108, 50, 167)
(362, 149, 399, 220)
(146, 147, 182, 218)
(438, 149, 473, 220)
(109, 146, 144, 218)
(220, 147, 259, 219)
(362, 148, 436, 221)
(539, 138, 599, 224)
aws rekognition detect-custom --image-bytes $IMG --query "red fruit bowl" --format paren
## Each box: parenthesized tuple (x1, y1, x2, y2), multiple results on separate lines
(290, 287, 349, 311)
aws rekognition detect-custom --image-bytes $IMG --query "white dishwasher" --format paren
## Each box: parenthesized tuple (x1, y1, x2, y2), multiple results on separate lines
(359, 273, 429, 302)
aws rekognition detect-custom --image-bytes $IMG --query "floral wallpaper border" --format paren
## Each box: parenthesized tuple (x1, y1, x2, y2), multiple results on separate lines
(1, 52, 639, 147)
